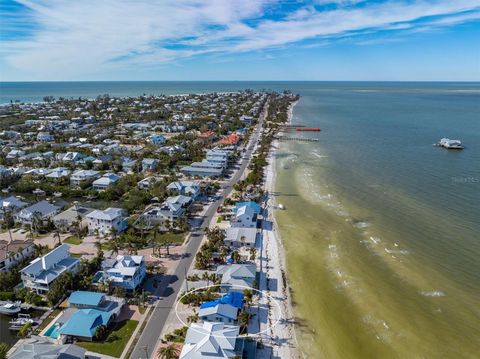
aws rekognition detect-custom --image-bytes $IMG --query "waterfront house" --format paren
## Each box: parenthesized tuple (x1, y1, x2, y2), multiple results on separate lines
(206, 149, 229, 167)
(53, 205, 94, 233)
(100, 255, 146, 291)
(21, 244, 80, 294)
(92, 173, 120, 191)
(86, 207, 127, 236)
(224, 227, 258, 248)
(230, 205, 258, 228)
(70, 169, 101, 187)
(216, 263, 256, 293)
(181, 161, 224, 177)
(198, 292, 243, 324)
(0, 239, 34, 272)
(179, 322, 244, 359)
(14, 200, 61, 226)
(58, 309, 113, 342)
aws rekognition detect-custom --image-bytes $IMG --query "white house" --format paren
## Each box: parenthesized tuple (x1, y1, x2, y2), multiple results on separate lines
(0, 240, 34, 272)
(14, 200, 61, 226)
(141, 158, 159, 172)
(86, 207, 127, 235)
(92, 173, 120, 191)
(45, 167, 72, 180)
(224, 227, 258, 248)
(167, 180, 201, 199)
(230, 205, 258, 228)
(0, 196, 28, 221)
(180, 322, 243, 359)
(70, 170, 101, 187)
(216, 263, 256, 293)
(21, 244, 80, 294)
(100, 255, 146, 291)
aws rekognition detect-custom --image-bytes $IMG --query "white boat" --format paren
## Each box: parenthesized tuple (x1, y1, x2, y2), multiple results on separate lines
(437, 138, 464, 149)
(0, 301, 21, 315)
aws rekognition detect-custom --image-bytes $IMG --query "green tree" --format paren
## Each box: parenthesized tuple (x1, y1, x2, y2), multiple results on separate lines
(157, 344, 180, 359)
(0, 342, 9, 359)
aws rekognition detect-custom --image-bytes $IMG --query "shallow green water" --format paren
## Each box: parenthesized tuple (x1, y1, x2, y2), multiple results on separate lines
(273, 83, 480, 358)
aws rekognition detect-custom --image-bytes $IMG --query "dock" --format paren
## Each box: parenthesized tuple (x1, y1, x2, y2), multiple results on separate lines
(277, 137, 319, 142)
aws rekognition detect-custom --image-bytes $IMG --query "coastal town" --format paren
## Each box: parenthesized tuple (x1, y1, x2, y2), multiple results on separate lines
(0, 90, 299, 359)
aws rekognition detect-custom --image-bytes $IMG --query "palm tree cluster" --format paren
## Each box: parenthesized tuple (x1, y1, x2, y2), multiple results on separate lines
(195, 227, 228, 269)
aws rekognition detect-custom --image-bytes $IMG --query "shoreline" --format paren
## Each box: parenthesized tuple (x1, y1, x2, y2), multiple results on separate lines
(262, 99, 303, 358)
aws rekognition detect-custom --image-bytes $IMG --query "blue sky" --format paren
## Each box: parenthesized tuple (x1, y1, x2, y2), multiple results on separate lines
(1, 0, 479, 81)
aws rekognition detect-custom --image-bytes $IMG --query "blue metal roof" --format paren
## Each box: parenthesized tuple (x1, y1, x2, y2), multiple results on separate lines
(68, 291, 104, 307)
(235, 201, 261, 214)
(58, 309, 111, 338)
(200, 292, 244, 309)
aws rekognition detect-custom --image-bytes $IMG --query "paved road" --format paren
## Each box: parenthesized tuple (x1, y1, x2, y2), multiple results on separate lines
(129, 104, 267, 359)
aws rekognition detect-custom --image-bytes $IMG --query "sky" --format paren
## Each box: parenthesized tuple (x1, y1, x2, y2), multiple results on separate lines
(0, 0, 479, 81)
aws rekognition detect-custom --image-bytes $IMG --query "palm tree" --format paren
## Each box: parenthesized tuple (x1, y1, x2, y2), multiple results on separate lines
(202, 272, 210, 286)
(238, 310, 254, 334)
(157, 344, 180, 359)
(53, 230, 61, 246)
(249, 247, 256, 261)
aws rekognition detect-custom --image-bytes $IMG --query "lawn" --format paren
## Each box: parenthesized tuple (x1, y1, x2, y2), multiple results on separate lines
(147, 231, 186, 245)
(63, 236, 83, 245)
(77, 320, 138, 358)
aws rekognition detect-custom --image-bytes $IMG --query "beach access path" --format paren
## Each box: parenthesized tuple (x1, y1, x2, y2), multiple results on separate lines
(128, 101, 268, 359)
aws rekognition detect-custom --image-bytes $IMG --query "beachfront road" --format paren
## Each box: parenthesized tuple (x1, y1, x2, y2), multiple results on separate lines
(128, 104, 267, 359)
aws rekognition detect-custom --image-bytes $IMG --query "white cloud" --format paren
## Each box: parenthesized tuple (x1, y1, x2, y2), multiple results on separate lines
(1, 0, 480, 79)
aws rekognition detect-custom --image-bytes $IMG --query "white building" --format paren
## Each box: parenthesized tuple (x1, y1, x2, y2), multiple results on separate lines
(0, 240, 34, 272)
(230, 205, 258, 228)
(37, 132, 54, 142)
(92, 173, 120, 191)
(180, 322, 243, 359)
(100, 255, 146, 291)
(14, 200, 61, 226)
(21, 244, 80, 294)
(86, 207, 127, 235)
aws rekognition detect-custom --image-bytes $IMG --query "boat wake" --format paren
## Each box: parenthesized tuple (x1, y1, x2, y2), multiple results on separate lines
(420, 291, 446, 297)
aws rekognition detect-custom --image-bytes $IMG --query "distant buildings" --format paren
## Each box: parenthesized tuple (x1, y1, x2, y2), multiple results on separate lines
(70, 169, 100, 187)
(21, 244, 80, 294)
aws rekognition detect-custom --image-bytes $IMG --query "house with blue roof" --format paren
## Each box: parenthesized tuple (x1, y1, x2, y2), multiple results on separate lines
(235, 201, 262, 214)
(68, 291, 105, 308)
(198, 292, 244, 324)
(58, 309, 113, 341)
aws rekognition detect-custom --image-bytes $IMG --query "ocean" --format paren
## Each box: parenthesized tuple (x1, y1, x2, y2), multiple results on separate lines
(1, 82, 479, 358)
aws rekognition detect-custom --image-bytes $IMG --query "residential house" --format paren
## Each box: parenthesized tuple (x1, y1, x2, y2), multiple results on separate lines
(181, 161, 224, 177)
(86, 207, 127, 236)
(99, 255, 146, 291)
(198, 292, 243, 324)
(37, 132, 54, 142)
(148, 134, 166, 145)
(216, 263, 256, 293)
(21, 244, 80, 294)
(62, 152, 83, 163)
(92, 173, 120, 191)
(70, 170, 100, 187)
(230, 205, 258, 228)
(6, 149, 25, 160)
(179, 322, 244, 359)
(137, 176, 161, 190)
(45, 167, 71, 180)
(9, 338, 86, 359)
(141, 158, 159, 172)
(0, 240, 34, 272)
(206, 149, 229, 167)
(0, 195, 28, 221)
(167, 180, 201, 199)
(224, 227, 258, 248)
(53, 205, 94, 233)
(14, 200, 61, 226)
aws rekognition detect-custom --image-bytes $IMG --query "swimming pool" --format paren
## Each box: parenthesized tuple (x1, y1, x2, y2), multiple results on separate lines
(44, 323, 60, 339)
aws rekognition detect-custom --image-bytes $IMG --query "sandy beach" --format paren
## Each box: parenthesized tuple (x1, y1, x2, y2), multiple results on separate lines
(257, 100, 301, 358)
